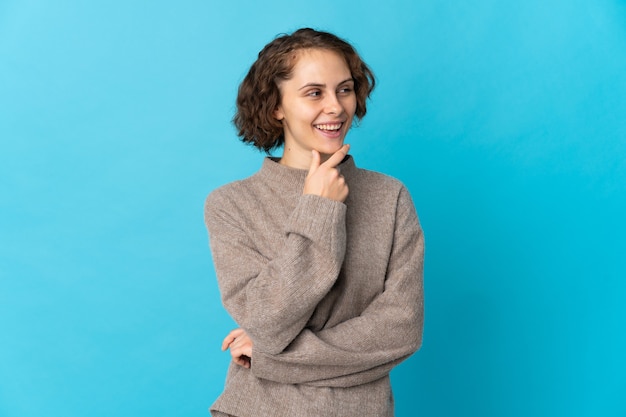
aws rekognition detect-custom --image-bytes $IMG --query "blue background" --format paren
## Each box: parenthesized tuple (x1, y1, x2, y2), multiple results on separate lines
(1, 1, 625, 416)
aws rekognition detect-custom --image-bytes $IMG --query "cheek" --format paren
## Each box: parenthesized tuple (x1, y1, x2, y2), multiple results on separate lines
(297, 107, 320, 124)
(348, 97, 358, 117)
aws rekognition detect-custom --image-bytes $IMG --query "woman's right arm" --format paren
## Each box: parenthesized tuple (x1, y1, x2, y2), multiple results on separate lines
(205, 189, 347, 355)
(206, 147, 350, 355)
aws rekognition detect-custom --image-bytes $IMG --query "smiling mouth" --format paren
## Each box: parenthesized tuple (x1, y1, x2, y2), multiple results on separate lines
(314, 122, 343, 132)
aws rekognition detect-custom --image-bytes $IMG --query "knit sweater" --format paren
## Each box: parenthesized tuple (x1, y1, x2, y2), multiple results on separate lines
(204, 156, 424, 417)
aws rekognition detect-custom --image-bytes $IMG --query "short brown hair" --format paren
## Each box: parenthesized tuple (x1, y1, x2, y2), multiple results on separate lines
(234, 28, 376, 153)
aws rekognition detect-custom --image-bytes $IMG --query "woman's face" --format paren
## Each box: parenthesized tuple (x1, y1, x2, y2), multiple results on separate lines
(275, 48, 356, 169)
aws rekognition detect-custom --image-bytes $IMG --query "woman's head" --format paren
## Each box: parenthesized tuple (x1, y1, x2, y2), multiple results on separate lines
(234, 28, 376, 153)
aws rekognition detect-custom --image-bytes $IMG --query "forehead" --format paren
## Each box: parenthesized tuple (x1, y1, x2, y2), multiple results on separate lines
(288, 48, 352, 82)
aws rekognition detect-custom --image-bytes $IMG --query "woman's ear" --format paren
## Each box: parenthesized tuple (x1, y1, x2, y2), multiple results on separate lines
(273, 106, 284, 121)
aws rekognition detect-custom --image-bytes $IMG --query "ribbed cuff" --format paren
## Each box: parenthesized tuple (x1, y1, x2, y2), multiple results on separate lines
(286, 194, 346, 243)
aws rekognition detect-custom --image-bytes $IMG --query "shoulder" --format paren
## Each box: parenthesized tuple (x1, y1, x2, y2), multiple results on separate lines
(204, 173, 262, 222)
(349, 166, 419, 223)
(351, 166, 410, 198)
(205, 180, 238, 211)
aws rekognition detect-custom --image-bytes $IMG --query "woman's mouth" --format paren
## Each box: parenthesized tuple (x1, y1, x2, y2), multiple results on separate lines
(314, 122, 343, 133)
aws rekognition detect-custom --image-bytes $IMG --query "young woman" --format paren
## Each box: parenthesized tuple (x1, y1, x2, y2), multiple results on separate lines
(204, 28, 424, 417)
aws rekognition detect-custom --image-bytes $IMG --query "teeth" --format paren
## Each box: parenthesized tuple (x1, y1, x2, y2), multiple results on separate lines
(315, 123, 342, 131)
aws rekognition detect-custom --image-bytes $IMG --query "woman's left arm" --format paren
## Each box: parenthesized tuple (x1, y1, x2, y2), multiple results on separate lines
(247, 186, 425, 387)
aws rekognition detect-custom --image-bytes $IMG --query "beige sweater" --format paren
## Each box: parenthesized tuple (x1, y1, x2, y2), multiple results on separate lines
(204, 156, 424, 417)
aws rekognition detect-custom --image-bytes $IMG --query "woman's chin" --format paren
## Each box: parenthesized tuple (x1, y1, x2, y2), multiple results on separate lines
(317, 142, 345, 157)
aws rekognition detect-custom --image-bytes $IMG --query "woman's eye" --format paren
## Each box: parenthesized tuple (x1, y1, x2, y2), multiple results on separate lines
(307, 90, 321, 97)
(339, 87, 353, 94)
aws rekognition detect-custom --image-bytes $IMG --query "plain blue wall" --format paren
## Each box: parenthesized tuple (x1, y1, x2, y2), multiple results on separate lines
(1, 1, 625, 416)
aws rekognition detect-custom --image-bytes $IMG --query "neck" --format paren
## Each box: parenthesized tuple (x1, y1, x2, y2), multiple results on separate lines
(279, 148, 332, 170)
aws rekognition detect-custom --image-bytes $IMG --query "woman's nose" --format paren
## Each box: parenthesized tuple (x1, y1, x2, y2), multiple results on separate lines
(324, 94, 343, 115)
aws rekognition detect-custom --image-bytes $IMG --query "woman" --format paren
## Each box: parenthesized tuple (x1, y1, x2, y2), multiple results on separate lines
(204, 28, 424, 417)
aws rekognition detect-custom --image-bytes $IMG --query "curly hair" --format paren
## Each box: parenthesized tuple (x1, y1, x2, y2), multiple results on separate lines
(234, 28, 376, 153)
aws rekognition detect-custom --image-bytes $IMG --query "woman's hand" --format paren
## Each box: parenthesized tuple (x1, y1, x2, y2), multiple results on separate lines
(303, 145, 350, 202)
(222, 328, 253, 368)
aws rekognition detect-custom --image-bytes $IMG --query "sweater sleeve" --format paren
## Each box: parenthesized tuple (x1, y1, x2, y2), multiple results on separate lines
(205, 189, 347, 355)
(249, 186, 425, 387)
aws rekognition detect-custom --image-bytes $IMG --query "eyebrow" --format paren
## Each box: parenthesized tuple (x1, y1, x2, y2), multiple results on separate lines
(298, 78, 355, 91)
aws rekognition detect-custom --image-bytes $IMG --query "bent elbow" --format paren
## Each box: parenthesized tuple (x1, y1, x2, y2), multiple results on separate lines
(405, 318, 423, 355)
(410, 329, 423, 354)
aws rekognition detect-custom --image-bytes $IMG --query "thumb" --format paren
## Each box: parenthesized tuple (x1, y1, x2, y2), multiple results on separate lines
(308, 150, 321, 175)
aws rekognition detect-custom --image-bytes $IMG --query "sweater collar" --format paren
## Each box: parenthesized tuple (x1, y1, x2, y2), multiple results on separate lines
(257, 155, 357, 194)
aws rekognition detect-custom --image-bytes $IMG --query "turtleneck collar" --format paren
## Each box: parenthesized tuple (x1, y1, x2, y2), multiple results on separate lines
(256, 155, 357, 195)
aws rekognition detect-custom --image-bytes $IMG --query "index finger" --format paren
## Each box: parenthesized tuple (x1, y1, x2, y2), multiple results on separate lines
(321, 144, 350, 168)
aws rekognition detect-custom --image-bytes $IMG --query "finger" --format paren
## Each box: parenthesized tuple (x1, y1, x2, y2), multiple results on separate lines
(221, 336, 230, 351)
(222, 333, 235, 351)
(232, 355, 251, 369)
(222, 328, 244, 350)
(322, 144, 350, 168)
(229, 344, 240, 360)
(230, 344, 251, 364)
(307, 150, 321, 175)
(242, 356, 251, 368)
